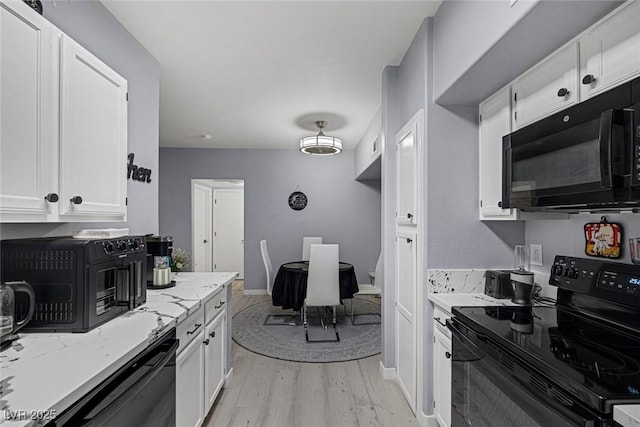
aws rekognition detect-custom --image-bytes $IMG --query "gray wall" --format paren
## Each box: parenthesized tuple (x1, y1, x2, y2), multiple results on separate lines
(0, 1, 160, 240)
(433, 0, 622, 104)
(159, 148, 381, 292)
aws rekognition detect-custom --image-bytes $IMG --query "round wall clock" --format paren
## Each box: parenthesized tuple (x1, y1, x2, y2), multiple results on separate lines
(288, 191, 308, 210)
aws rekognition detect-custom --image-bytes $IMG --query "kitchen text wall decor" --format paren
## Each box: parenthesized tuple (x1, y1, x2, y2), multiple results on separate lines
(127, 153, 152, 183)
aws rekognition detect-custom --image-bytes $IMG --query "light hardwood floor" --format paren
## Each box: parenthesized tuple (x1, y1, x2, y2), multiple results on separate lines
(203, 281, 417, 427)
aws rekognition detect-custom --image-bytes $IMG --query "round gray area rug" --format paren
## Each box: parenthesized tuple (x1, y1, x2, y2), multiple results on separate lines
(232, 298, 381, 363)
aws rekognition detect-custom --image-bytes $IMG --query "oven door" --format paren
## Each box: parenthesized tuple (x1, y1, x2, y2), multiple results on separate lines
(447, 318, 610, 427)
(48, 328, 178, 426)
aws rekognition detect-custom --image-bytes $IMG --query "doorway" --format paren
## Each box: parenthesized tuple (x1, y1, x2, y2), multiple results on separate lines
(191, 179, 244, 278)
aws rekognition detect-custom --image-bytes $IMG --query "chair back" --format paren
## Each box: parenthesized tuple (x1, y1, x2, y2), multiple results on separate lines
(302, 237, 323, 261)
(305, 244, 340, 307)
(260, 239, 274, 295)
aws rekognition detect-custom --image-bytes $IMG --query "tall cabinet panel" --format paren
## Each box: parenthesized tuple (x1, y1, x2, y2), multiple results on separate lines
(394, 110, 422, 415)
(59, 35, 127, 218)
(395, 230, 416, 412)
(0, 1, 56, 220)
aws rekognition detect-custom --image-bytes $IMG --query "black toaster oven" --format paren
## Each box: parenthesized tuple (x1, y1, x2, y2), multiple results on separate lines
(0, 236, 147, 332)
(484, 269, 514, 299)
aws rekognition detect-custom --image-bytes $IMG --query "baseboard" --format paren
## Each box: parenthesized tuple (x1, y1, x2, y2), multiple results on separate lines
(379, 360, 396, 380)
(243, 289, 267, 295)
(224, 367, 233, 387)
(420, 412, 437, 427)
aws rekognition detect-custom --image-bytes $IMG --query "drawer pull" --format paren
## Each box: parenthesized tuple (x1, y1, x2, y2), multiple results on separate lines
(556, 87, 569, 97)
(582, 74, 596, 85)
(445, 351, 451, 359)
(186, 323, 202, 335)
(214, 301, 226, 309)
(434, 316, 447, 327)
(203, 339, 210, 345)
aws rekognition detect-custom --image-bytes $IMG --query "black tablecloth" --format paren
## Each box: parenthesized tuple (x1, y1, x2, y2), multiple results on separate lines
(271, 261, 359, 311)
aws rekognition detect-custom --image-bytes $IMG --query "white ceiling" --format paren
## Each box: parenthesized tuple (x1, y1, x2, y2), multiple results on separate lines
(102, 1, 442, 150)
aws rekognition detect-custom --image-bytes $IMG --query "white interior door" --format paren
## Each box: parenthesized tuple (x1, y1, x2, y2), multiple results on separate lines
(213, 190, 244, 278)
(192, 183, 212, 272)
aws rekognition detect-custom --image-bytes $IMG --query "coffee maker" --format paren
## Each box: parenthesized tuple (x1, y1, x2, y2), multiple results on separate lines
(146, 235, 175, 288)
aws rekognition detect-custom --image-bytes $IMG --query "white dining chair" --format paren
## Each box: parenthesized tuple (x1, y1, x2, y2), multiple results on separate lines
(304, 244, 340, 342)
(349, 252, 382, 325)
(260, 239, 274, 295)
(301, 237, 323, 261)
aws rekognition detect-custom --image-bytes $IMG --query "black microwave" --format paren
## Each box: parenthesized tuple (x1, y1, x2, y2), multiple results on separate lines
(502, 76, 640, 212)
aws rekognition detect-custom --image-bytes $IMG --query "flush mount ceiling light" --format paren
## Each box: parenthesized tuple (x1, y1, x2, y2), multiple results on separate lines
(299, 120, 342, 156)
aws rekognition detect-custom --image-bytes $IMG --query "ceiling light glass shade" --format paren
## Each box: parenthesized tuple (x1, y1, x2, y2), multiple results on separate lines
(299, 121, 342, 155)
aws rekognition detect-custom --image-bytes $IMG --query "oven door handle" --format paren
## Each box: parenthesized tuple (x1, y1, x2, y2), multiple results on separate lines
(74, 338, 178, 424)
(446, 318, 486, 361)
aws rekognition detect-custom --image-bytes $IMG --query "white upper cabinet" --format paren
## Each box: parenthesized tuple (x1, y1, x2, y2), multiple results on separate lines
(58, 35, 127, 218)
(479, 87, 517, 220)
(0, 1, 57, 221)
(0, 0, 128, 222)
(396, 111, 422, 226)
(512, 43, 578, 130)
(579, 0, 640, 100)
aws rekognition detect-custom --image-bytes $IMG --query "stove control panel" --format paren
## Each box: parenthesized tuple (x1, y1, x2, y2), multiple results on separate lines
(550, 255, 640, 304)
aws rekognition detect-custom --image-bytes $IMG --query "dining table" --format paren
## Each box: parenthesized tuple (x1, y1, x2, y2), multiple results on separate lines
(271, 261, 359, 311)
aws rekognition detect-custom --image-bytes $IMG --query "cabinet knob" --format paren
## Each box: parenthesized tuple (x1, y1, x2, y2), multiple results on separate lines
(70, 196, 83, 205)
(445, 351, 451, 359)
(582, 74, 596, 85)
(209, 331, 216, 338)
(407, 213, 413, 219)
(44, 193, 59, 203)
(406, 238, 412, 244)
(497, 201, 502, 208)
(557, 88, 570, 97)
(203, 339, 210, 345)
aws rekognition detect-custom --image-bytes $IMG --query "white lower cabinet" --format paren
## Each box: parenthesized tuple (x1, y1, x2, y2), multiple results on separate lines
(177, 329, 205, 427)
(176, 289, 227, 427)
(204, 312, 225, 413)
(433, 326, 452, 427)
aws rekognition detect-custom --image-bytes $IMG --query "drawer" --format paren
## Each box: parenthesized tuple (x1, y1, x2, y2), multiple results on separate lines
(177, 305, 204, 352)
(205, 287, 227, 324)
(433, 305, 451, 337)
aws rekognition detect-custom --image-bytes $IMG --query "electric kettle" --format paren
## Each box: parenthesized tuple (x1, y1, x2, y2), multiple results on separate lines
(1, 281, 35, 347)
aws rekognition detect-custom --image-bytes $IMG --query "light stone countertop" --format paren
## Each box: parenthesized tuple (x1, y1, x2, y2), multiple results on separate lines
(614, 404, 640, 426)
(0, 272, 237, 427)
(428, 292, 517, 313)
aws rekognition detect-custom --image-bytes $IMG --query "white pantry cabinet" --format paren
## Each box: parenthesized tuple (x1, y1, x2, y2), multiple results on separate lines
(0, 0, 127, 223)
(176, 287, 227, 427)
(579, 0, 640, 100)
(395, 113, 421, 226)
(511, 43, 578, 130)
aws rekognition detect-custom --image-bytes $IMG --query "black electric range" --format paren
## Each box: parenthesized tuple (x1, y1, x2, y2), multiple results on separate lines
(449, 256, 640, 427)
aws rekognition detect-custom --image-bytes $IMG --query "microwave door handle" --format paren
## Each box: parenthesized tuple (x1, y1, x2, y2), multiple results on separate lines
(599, 109, 614, 188)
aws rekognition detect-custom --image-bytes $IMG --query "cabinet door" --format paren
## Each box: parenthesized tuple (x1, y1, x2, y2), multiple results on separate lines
(176, 331, 205, 427)
(0, 1, 57, 220)
(203, 312, 225, 414)
(396, 111, 422, 225)
(478, 87, 517, 220)
(512, 43, 578, 130)
(579, 0, 640, 100)
(433, 327, 452, 427)
(395, 230, 416, 412)
(59, 35, 127, 218)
